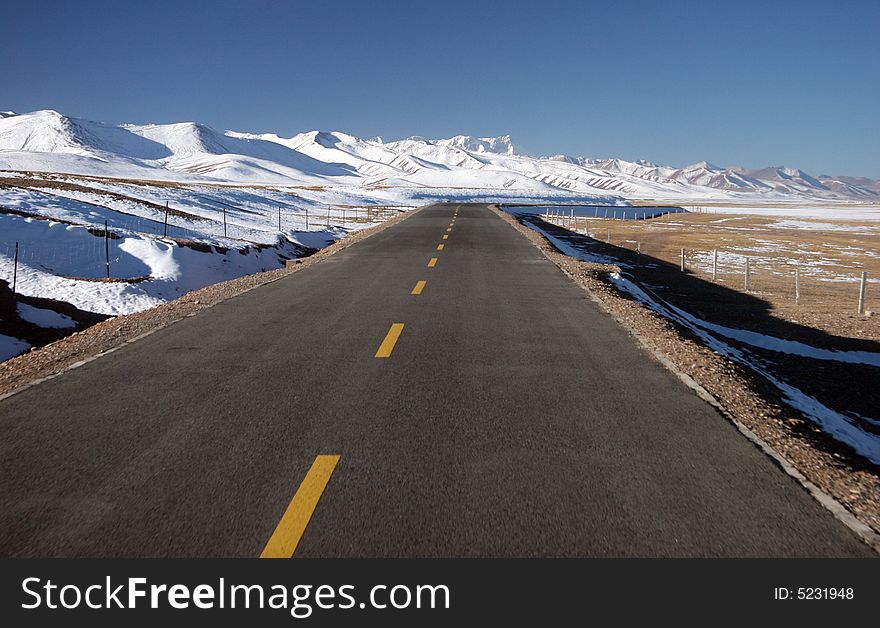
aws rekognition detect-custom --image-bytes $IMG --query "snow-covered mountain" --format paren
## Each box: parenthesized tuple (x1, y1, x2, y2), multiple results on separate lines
(0, 110, 876, 201)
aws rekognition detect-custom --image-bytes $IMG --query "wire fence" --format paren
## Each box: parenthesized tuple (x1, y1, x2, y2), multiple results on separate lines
(539, 205, 686, 222)
(0, 205, 407, 285)
(541, 212, 876, 315)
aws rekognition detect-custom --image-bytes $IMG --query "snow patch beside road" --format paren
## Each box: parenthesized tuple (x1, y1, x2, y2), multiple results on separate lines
(16, 302, 76, 329)
(0, 334, 30, 361)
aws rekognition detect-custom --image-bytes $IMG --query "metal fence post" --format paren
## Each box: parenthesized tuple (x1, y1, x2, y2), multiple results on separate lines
(104, 220, 110, 279)
(744, 257, 750, 292)
(12, 241, 18, 293)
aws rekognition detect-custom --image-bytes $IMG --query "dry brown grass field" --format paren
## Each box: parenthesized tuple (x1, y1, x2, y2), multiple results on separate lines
(546, 211, 879, 326)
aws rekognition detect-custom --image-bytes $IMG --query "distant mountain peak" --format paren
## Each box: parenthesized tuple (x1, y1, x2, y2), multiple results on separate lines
(684, 160, 722, 171)
(434, 134, 515, 156)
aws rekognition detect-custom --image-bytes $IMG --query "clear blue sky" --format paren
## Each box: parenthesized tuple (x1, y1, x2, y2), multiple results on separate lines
(2, 0, 878, 177)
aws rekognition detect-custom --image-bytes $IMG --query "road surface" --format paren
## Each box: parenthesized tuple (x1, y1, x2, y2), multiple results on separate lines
(0, 204, 872, 557)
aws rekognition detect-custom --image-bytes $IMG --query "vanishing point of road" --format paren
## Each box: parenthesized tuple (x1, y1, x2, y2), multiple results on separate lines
(0, 204, 873, 557)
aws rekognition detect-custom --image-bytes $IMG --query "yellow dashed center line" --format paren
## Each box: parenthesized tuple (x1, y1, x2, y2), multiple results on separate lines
(260, 454, 340, 558)
(442, 234, 448, 240)
(436, 244, 445, 251)
(375, 323, 405, 358)
(428, 257, 438, 267)
(411, 280, 427, 295)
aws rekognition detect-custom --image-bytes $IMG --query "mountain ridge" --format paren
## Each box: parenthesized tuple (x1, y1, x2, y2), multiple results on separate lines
(0, 110, 876, 200)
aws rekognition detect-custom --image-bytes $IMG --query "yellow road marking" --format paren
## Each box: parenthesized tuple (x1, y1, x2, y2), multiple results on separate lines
(260, 454, 340, 558)
(437, 244, 444, 251)
(375, 323, 405, 358)
(447, 228, 452, 232)
(428, 257, 438, 268)
(442, 234, 448, 240)
(411, 280, 426, 295)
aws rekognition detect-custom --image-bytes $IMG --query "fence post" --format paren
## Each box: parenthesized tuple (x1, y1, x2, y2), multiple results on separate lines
(744, 257, 750, 292)
(163, 201, 169, 238)
(712, 249, 717, 281)
(104, 220, 110, 279)
(12, 241, 18, 293)
(795, 265, 801, 305)
(680, 247, 685, 273)
(858, 271, 867, 315)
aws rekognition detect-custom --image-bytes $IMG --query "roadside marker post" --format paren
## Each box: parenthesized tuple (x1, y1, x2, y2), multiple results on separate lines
(795, 265, 801, 305)
(680, 247, 685, 273)
(858, 271, 867, 315)
(712, 249, 718, 281)
(163, 201, 169, 238)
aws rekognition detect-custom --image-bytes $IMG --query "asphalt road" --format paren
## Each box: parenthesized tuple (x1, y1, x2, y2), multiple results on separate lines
(0, 204, 873, 557)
